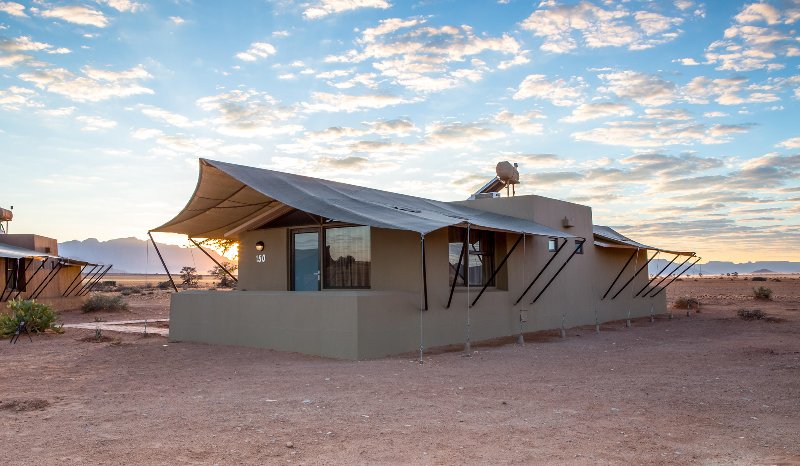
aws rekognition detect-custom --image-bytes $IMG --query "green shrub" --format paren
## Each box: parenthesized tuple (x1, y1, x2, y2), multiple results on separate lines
(81, 294, 129, 313)
(0, 299, 61, 337)
(737, 309, 765, 320)
(753, 286, 773, 300)
(674, 296, 700, 309)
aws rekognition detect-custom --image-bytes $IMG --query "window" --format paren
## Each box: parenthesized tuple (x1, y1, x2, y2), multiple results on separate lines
(448, 227, 495, 287)
(323, 226, 371, 288)
(575, 239, 585, 254)
(4, 258, 25, 292)
(548, 237, 558, 252)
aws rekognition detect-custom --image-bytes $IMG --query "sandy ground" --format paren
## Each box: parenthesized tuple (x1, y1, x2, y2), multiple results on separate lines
(1, 277, 799, 465)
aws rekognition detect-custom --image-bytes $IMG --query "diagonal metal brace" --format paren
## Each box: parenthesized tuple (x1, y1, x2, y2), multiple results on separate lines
(515, 238, 567, 305)
(532, 239, 584, 304)
(635, 254, 679, 297)
(602, 249, 638, 300)
(611, 251, 659, 300)
(649, 257, 701, 298)
(471, 234, 523, 308)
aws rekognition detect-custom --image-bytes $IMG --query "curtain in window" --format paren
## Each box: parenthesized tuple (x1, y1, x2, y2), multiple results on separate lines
(323, 226, 371, 288)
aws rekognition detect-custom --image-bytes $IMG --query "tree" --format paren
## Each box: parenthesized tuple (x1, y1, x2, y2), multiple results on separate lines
(199, 238, 239, 260)
(208, 262, 238, 288)
(180, 266, 199, 288)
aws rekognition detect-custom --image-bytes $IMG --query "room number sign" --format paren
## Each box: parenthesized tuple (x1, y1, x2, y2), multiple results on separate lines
(256, 253, 267, 263)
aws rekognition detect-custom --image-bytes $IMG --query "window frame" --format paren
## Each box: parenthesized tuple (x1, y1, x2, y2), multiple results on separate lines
(448, 227, 496, 288)
(288, 223, 372, 291)
(575, 239, 585, 254)
(547, 237, 559, 253)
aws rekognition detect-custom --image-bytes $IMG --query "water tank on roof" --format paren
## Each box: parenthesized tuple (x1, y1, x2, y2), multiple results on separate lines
(0, 207, 12, 222)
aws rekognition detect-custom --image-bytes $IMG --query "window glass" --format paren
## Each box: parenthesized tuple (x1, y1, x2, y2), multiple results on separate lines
(548, 237, 558, 252)
(448, 227, 495, 287)
(575, 239, 585, 254)
(323, 226, 371, 288)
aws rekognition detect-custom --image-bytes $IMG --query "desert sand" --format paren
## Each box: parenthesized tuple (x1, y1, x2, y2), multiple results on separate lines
(1, 277, 798, 464)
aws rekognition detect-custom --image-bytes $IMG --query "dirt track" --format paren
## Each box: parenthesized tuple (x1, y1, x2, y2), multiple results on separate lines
(1, 277, 798, 464)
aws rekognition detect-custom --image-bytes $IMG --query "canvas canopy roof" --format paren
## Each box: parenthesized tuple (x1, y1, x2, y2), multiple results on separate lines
(0, 241, 93, 265)
(154, 159, 574, 239)
(593, 225, 694, 256)
(0, 242, 57, 260)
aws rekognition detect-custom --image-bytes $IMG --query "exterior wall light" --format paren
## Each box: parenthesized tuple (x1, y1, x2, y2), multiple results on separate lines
(255, 241, 265, 251)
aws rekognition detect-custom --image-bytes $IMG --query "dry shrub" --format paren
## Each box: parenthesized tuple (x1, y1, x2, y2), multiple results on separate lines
(0, 398, 50, 412)
(751, 276, 767, 281)
(753, 286, 773, 300)
(82, 294, 129, 313)
(737, 309, 765, 320)
(674, 296, 700, 309)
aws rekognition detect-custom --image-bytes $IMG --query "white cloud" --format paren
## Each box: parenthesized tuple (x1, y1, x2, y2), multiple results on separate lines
(19, 65, 153, 102)
(494, 110, 545, 134)
(302, 91, 414, 113)
(0, 1, 26, 17)
(38, 106, 75, 117)
(272, 30, 290, 37)
(169, 16, 184, 25)
(98, 0, 144, 13)
(684, 76, 779, 105)
(131, 128, 162, 140)
(561, 102, 633, 123)
(674, 57, 700, 65)
(138, 104, 198, 128)
(572, 119, 752, 147)
(40, 6, 109, 28)
(703, 111, 728, 118)
(735, 3, 781, 25)
(197, 89, 301, 137)
(78, 115, 117, 131)
(235, 42, 276, 62)
(520, 1, 686, 53)
(513, 74, 585, 106)
(776, 137, 800, 149)
(303, 0, 391, 20)
(0, 85, 37, 110)
(598, 70, 677, 106)
(326, 19, 523, 94)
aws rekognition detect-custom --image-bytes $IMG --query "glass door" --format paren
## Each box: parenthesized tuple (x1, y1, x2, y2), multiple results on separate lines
(292, 230, 320, 291)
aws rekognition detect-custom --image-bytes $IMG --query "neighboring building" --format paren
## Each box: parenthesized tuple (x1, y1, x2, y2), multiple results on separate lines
(0, 207, 109, 310)
(155, 159, 696, 360)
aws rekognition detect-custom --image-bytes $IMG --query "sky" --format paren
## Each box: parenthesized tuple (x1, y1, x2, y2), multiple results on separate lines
(0, 0, 798, 263)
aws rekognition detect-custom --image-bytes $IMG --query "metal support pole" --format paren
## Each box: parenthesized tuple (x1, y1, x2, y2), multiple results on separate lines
(149, 231, 178, 292)
(80, 265, 113, 296)
(73, 264, 105, 297)
(421, 235, 428, 311)
(514, 238, 567, 305)
(471, 234, 523, 307)
(602, 249, 637, 300)
(62, 265, 87, 297)
(532, 239, 584, 304)
(13, 259, 47, 300)
(0, 258, 17, 301)
(611, 251, 659, 300)
(635, 254, 678, 297)
(464, 224, 471, 355)
(446, 234, 468, 309)
(645, 255, 693, 297)
(65, 264, 97, 297)
(189, 238, 238, 283)
(31, 262, 64, 299)
(3, 258, 33, 301)
(649, 257, 702, 298)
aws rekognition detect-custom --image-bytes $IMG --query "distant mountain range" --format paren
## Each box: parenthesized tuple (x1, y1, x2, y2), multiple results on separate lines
(648, 259, 800, 276)
(59, 237, 229, 274)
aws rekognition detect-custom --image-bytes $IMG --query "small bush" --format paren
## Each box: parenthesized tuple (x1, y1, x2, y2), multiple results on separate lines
(753, 286, 773, 300)
(751, 276, 767, 281)
(157, 280, 173, 290)
(81, 294, 129, 313)
(0, 299, 61, 337)
(674, 296, 700, 309)
(737, 309, 765, 320)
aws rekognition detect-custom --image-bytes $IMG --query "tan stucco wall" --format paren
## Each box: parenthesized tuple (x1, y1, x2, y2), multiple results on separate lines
(1, 257, 87, 310)
(0, 234, 59, 255)
(169, 194, 668, 359)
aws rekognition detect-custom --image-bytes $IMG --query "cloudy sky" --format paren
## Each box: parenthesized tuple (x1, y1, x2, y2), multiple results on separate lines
(1, 0, 798, 262)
